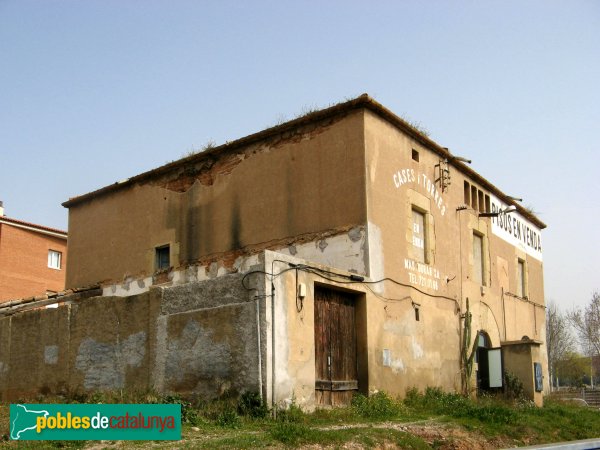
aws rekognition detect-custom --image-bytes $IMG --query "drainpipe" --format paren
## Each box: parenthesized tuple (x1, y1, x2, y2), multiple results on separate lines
(501, 287, 507, 341)
(255, 293, 263, 400)
(271, 278, 276, 414)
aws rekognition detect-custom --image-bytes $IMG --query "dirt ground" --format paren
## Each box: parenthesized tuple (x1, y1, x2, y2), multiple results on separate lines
(80, 421, 516, 450)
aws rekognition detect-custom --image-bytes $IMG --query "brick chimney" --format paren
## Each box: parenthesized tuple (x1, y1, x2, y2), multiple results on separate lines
(0, 201, 3, 216)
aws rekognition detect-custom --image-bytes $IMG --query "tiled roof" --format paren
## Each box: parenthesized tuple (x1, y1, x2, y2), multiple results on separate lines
(0, 216, 67, 237)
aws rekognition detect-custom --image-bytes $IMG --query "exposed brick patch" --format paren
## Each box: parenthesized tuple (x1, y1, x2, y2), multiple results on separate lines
(151, 117, 342, 193)
(193, 224, 361, 273)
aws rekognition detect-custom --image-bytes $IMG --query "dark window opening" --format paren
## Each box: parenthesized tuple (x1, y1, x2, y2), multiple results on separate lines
(156, 245, 170, 270)
(412, 149, 420, 162)
(476, 332, 503, 391)
(478, 190, 485, 213)
(415, 307, 420, 321)
(464, 181, 470, 205)
(485, 194, 491, 213)
(470, 185, 478, 210)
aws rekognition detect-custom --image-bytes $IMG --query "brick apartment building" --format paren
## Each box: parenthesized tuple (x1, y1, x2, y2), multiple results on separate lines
(0, 202, 68, 302)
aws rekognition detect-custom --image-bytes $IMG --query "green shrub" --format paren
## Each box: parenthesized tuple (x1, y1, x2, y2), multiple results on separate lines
(237, 391, 268, 418)
(352, 391, 403, 420)
(216, 407, 242, 428)
(504, 371, 525, 400)
(276, 403, 306, 423)
(161, 393, 199, 426)
(403, 386, 517, 425)
(404, 387, 421, 406)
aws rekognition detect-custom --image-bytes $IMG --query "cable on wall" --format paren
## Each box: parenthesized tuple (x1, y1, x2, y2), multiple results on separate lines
(242, 262, 459, 307)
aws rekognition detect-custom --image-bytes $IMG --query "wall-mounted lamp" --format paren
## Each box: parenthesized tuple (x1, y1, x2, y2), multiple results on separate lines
(478, 207, 516, 218)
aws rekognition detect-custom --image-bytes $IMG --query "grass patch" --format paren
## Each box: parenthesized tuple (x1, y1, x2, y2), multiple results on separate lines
(352, 391, 405, 420)
(2, 389, 600, 448)
(405, 387, 517, 425)
(403, 387, 600, 444)
(269, 421, 313, 445)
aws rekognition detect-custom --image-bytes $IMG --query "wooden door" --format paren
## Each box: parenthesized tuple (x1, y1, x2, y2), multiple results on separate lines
(314, 286, 358, 406)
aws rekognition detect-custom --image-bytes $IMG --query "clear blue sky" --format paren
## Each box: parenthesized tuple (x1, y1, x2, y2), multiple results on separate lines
(1, 0, 598, 309)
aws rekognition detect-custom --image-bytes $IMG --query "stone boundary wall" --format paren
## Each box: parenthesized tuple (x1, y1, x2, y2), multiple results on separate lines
(0, 273, 260, 401)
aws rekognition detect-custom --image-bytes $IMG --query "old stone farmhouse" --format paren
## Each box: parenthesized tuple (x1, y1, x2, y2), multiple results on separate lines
(0, 95, 547, 407)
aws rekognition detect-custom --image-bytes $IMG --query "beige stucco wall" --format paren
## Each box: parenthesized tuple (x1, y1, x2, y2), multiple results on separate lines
(60, 104, 548, 406)
(266, 252, 460, 409)
(0, 274, 261, 402)
(362, 110, 547, 396)
(502, 342, 544, 406)
(66, 112, 367, 288)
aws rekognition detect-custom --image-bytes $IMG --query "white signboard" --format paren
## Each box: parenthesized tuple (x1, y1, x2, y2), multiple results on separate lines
(488, 348, 503, 388)
(489, 194, 543, 261)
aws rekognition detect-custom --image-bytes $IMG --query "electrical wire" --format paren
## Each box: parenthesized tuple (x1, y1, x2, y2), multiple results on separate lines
(297, 264, 458, 303)
(504, 290, 546, 309)
(241, 267, 296, 291)
(242, 261, 459, 305)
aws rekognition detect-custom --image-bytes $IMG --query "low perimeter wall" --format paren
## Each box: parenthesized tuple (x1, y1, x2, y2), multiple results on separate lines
(0, 274, 260, 401)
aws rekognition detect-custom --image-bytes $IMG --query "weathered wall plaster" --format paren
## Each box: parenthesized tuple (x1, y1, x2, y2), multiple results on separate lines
(66, 111, 367, 289)
(0, 272, 261, 402)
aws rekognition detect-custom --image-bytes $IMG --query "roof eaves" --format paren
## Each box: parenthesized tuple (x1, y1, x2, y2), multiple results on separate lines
(61, 94, 546, 229)
(62, 94, 373, 208)
(0, 216, 68, 237)
(359, 98, 547, 229)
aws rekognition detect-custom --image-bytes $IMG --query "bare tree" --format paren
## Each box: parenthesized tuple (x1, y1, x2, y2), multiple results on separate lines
(546, 301, 574, 389)
(568, 292, 600, 387)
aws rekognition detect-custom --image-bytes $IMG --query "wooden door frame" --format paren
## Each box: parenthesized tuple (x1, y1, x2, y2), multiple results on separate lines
(313, 283, 368, 405)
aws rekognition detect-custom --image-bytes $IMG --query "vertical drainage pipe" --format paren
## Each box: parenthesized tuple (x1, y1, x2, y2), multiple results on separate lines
(271, 279, 276, 414)
(255, 293, 263, 401)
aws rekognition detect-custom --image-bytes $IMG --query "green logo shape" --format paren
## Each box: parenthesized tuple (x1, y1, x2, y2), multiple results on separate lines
(10, 404, 181, 440)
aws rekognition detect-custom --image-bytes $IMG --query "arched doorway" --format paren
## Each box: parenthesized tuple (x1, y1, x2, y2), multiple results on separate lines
(476, 331, 503, 392)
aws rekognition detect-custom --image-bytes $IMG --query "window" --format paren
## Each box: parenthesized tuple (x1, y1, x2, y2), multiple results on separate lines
(470, 185, 478, 210)
(478, 190, 485, 213)
(412, 149, 419, 162)
(476, 332, 503, 390)
(517, 259, 527, 298)
(48, 250, 62, 269)
(155, 245, 170, 270)
(412, 209, 426, 263)
(473, 233, 485, 285)
(464, 181, 490, 213)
